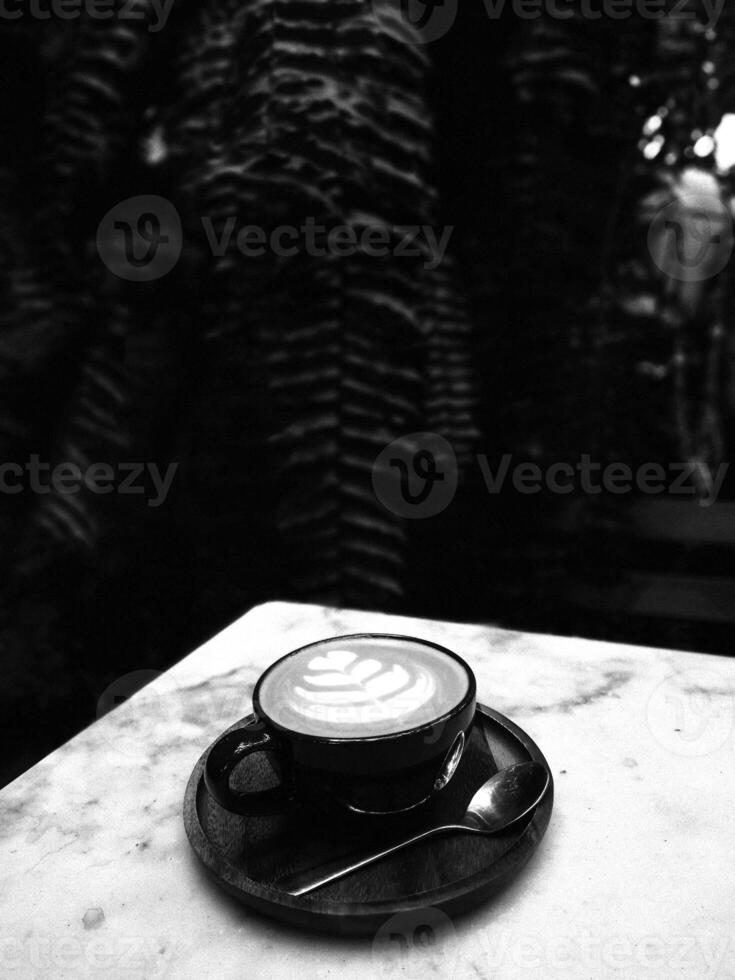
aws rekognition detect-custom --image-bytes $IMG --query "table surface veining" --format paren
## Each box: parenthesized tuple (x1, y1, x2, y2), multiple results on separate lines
(0, 601, 733, 979)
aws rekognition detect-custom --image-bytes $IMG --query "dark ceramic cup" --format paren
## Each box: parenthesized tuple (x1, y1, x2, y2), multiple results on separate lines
(204, 634, 477, 818)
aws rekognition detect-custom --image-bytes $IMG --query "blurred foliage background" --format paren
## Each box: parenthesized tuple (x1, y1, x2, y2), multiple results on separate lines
(1, 1, 734, 785)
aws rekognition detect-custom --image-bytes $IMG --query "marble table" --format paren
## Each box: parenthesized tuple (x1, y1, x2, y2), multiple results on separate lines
(0, 601, 733, 979)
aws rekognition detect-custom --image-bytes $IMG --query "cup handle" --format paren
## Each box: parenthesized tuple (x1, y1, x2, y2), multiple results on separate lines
(204, 719, 292, 815)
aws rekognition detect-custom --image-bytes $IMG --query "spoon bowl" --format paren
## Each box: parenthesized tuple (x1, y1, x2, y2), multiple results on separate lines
(464, 761, 550, 832)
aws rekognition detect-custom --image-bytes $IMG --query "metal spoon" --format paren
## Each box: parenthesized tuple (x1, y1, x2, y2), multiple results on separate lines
(282, 761, 550, 896)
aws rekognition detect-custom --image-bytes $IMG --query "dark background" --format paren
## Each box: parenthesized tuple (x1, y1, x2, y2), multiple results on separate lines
(1, 1, 733, 788)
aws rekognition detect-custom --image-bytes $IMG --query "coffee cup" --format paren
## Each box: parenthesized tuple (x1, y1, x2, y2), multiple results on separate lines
(204, 634, 477, 818)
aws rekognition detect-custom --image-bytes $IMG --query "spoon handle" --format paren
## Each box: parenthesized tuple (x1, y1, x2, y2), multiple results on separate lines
(283, 823, 470, 897)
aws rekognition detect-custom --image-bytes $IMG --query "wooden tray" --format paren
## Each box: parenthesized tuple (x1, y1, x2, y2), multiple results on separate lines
(183, 703, 554, 935)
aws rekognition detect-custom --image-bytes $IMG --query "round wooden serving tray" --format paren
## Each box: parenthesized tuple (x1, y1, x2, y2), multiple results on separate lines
(183, 703, 554, 935)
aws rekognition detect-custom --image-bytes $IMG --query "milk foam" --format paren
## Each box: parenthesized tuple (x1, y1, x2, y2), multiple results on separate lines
(258, 636, 470, 737)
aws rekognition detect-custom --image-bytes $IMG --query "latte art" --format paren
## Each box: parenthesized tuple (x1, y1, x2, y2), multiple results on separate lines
(294, 647, 438, 724)
(258, 636, 470, 737)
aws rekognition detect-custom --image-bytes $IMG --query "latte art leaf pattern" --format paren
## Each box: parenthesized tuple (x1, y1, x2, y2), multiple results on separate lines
(291, 648, 437, 726)
(258, 636, 471, 737)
